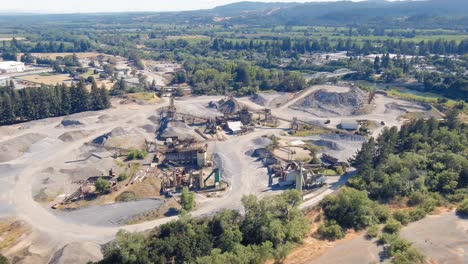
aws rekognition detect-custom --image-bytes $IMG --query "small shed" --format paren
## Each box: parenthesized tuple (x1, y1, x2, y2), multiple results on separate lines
(340, 120, 360, 131)
(227, 121, 243, 134)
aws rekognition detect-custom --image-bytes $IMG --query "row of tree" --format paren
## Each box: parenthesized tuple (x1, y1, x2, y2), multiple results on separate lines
(0, 81, 110, 125)
(212, 38, 468, 56)
(1, 38, 92, 57)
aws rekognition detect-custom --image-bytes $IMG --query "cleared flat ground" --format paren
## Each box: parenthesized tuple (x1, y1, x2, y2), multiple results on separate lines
(18, 74, 71, 85)
(31, 52, 103, 60)
(401, 211, 468, 264)
(286, 211, 467, 264)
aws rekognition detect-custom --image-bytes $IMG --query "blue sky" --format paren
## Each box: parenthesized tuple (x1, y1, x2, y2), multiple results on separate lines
(0, 0, 359, 13)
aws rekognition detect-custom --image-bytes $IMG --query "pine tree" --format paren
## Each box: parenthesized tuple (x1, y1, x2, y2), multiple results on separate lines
(60, 84, 71, 115)
(0, 94, 15, 124)
(19, 89, 34, 121)
(70, 82, 89, 113)
(36, 86, 50, 119)
(99, 84, 111, 109)
(90, 80, 103, 110)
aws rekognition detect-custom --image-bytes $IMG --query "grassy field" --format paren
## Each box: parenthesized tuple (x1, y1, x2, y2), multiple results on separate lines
(31, 52, 103, 60)
(19, 73, 70, 85)
(387, 88, 466, 113)
(124, 92, 161, 103)
(0, 37, 26, 41)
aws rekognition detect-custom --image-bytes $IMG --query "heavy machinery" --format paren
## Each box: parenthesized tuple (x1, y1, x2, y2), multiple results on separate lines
(201, 168, 221, 189)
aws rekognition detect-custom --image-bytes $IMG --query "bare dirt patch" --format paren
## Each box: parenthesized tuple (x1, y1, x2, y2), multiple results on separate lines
(49, 242, 102, 264)
(401, 211, 468, 264)
(0, 133, 46, 162)
(31, 52, 103, 60)
(18, 74, 70, 86)
(251, 92, 294, 108)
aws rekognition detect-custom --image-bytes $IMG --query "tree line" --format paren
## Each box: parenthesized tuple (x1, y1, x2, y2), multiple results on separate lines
(0, 80, 110, 125)
(97, 190, 309, 264)
(1, 38, 92, 61)
(212, 38, 468, 56)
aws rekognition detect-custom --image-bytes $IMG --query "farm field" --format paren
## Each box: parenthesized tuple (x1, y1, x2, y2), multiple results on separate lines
(18, 73, 71, 85)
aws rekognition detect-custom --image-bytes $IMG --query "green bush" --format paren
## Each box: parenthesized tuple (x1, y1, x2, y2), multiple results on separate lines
(367, 225, 379, 238)
(407, 191, 425, 206)
(117, 172, 129, 182)
(408, 207, 427, 222)
(383, 218, 401, 234)
(95, 177, 110, 193)
(378, 233, 398, 245)
(387, 237, 412, 258)
(180, 187, 195, 211)
(317, 221, 345, 241)
(393, 211, 411, 226)
(0, 255, 8, 264)
(391, 247, 425, 264)
(115, 191, 137, 202)
(334, 166, 344, 175)
(127, 149, 147, 160)
(320, 187, 389, 230)
(447, 188, 468, 203)
(456, 198, 468, 217)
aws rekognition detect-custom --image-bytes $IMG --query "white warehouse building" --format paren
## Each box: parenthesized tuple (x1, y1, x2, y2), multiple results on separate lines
(0, 61, 26, 73)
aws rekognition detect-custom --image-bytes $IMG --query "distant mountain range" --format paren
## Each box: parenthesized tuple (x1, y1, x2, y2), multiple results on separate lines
(143, 0, 468, 28)
(0, 0, 466, 29)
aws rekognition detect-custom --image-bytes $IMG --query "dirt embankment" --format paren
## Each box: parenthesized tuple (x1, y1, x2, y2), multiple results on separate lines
(0, 133, 47, 162)
(49, 242, 103, 264)
(58, 130, 91, 142)
(251, 93, 293, 108)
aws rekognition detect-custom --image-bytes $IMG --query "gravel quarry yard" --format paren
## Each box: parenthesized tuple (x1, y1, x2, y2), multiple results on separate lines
(0, 88, 444, 263)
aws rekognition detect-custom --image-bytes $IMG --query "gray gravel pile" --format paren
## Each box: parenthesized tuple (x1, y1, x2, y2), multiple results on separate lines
(291, 87, 367, 117)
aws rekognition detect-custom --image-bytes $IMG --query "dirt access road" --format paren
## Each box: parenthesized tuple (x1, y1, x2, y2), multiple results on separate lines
(239, 85, 435, 138)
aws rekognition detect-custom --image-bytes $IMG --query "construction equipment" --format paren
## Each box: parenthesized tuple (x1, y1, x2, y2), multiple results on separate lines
(203, 168, 221, 188)
(291, 117, 299, 131)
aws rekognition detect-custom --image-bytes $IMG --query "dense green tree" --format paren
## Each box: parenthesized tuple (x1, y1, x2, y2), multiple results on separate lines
(180, 187, 195, 211)
(320, 187, 389, 229)
(99, 230, 149, 264)
(0, 94, 15, 124)
(95, 178, 110, 193)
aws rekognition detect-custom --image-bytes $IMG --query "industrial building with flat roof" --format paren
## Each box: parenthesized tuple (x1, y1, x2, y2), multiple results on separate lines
(0, 61, 25, 73)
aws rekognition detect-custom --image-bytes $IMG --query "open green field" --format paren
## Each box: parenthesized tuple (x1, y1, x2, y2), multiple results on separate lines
(387, 87, 466, 112)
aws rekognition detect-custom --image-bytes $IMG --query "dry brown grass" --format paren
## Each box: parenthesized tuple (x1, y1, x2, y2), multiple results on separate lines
(459, 112, 468, 124)
(0, 218, 29, 250)
(125, 176, 162, 199)
(124, 92, 161, 104)
(31, 52, 103, 60)
(165, 35, 209, 40)
(19, 74, 70, 85)
(0, 37, 26, 41)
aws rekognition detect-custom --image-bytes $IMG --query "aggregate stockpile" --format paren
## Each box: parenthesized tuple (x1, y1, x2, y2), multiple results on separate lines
(291, 86, 367, 117)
